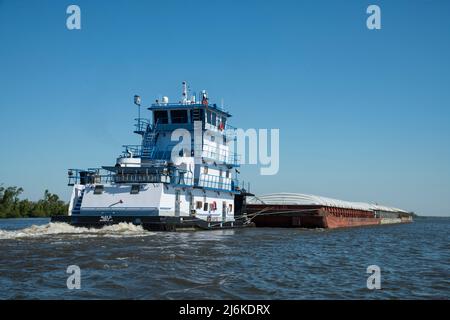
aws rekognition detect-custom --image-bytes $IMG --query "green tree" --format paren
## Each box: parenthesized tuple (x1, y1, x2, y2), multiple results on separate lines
(0, 184, 68, 218)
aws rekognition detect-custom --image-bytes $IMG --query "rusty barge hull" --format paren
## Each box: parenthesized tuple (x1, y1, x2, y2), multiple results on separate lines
(246, 205, 382, 229)
(245, 193, 413, 229)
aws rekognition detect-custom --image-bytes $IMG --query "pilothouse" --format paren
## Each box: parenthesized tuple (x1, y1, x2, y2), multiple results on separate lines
(53, 82, 253, 230)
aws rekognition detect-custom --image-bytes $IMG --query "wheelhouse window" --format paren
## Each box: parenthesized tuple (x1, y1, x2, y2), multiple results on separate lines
(196, 201, 203, 209)
(211, 112, 217, 126)
(206, 110, 212, 124)
(154, 110, 169, 124)
(94, 185, 104, 195)
(130, 184, 140, 194)
(170, 110, 188, 124)
(190, 109, 204, 123)
(203, 203, 209, 211)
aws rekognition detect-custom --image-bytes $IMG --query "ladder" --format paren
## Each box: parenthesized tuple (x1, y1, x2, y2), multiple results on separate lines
(71, 189, 85, 215)
(142, 132, 158, 158)
(142, 119, 159, 158)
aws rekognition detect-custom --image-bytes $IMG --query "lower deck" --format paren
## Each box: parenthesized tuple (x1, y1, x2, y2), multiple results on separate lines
(51, 215, 254, 231)
(69, 183, 241, 223)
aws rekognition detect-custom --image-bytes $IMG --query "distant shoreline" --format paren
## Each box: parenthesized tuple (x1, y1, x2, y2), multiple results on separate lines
(0, 185, 68, 219)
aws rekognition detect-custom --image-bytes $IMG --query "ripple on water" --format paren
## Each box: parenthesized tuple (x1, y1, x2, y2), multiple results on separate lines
(0, 217, 449, 299)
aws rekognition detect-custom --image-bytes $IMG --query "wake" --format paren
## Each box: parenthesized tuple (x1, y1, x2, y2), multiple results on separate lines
(0, 222, 152, 240)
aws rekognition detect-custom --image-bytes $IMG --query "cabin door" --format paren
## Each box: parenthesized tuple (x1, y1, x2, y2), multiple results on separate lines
(187, 192, 194, 216)
(175, 190, 181, 217)
(222, 201, 227, 222)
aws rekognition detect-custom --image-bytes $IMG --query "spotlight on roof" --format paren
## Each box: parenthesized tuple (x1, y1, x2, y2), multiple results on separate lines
(134, 95, 141, 106)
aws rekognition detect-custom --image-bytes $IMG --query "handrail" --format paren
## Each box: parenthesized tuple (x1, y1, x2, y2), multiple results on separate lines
(200, 144, 240, 166)
(68, 167, 241, 193)
(120, 144, 240, 166)
(134, 118, 150, 133)
(122, 145, 142, 156)
(197, 173, 239, 191)
(67, 168, 113, 185)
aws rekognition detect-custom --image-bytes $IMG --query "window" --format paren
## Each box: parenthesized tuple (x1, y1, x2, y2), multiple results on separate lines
(190, 109, 204, 123)
(211, 112, 217, 126)
(226, 170, 230, 178)
(196, 201, 203, 209)
(229, 204, 233, 212)
(154, 110, 168, 124)
(203, 203, 209, 211)
(94, 185, 104, 195)
(130, 184, 140, 194)
(206, 110, 212, 124)
(170, 110, 188, 124)
(203, 167, 208, 174)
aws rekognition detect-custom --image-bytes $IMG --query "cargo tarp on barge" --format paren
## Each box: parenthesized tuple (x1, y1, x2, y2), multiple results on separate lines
(245, 193, 412, 229)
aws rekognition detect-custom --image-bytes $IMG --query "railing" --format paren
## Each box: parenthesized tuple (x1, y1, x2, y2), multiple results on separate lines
(113, 173, 168, 184)
(121, 145, 174, 160)
(120, 144, 240, 166)
(68, 167, 242, 193)
(67, 168, 113, 185)
(197, 173, 239, 192)
(134, 118, 151, 134)
(121, 145, 143, 157)
(200, 144, 240, 167)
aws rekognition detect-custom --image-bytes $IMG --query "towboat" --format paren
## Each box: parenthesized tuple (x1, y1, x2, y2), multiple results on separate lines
(51, 82, 254, 231)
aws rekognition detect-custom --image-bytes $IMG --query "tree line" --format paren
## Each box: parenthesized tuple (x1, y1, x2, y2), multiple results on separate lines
(0, 184, 68, 218)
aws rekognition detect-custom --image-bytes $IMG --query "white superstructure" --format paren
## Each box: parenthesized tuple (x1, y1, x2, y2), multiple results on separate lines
(67, 82, 246, 225)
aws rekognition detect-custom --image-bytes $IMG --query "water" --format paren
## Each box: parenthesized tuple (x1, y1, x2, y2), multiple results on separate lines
(0, 217, 448, 299)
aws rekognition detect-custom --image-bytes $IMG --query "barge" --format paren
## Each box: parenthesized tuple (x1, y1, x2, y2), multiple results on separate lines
(246, 193, 412, 229)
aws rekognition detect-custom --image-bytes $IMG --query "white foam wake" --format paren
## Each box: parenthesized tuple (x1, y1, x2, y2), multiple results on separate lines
(0, 222, 152, 240)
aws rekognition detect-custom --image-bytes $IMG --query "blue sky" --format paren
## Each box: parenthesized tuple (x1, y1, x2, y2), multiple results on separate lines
(0, 0, 449, 216)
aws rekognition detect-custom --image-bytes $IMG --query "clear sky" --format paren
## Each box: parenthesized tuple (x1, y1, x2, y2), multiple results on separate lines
(1, 0, 449, 216)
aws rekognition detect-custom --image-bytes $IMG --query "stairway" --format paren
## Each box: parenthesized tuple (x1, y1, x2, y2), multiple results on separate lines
(142, 131, 158, 158)
(142, 120, 160, 158)
(71, 189, 85, 215)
